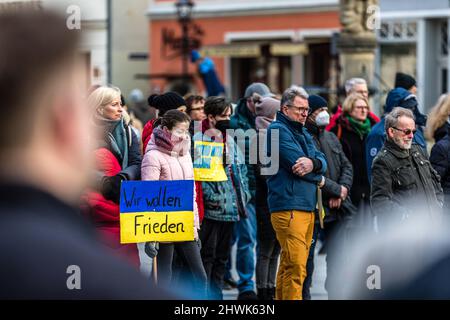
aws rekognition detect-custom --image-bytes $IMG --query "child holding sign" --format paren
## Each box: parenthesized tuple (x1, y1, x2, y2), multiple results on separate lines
(141, 110, 207, 299)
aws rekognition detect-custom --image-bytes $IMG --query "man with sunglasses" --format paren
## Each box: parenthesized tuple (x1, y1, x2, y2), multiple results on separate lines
(370, 107, 444, 233)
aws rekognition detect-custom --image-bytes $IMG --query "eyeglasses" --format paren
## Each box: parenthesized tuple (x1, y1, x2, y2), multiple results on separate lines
(191, 107, 204, 111)
(354, 105, 369, 111)
(392, 127, 416, 135)
(286, 105, 311, 114)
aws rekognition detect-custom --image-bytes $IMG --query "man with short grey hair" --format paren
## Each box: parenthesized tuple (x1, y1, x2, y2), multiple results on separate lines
(266, 87, 327, 300)
(344, 78, 369, 99)
(371, 107, 443, 232)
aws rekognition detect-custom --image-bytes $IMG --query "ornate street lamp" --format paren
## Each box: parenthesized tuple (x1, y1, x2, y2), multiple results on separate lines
(175, 0, 194, 83)
(176, 0, 194, 22)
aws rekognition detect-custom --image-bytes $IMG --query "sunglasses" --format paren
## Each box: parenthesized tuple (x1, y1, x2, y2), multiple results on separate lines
(392, 127, 416, 135)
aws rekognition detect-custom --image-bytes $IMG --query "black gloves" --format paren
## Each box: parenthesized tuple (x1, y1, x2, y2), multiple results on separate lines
(101, 174, 124, 204)
(144, 242, 158, 258)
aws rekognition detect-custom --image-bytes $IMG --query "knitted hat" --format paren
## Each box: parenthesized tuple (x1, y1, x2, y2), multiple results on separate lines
(395, 72, 416, 91)
(307, 95, 328, 116)
(147, 92, 186, 116)
(244, 82, 274, 98)
(255, 97, 280, 118)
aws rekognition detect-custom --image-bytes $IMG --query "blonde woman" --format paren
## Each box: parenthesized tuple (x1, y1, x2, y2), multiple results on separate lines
(330, 93, 378, 208)
(426, 93, 450, 143)
(82, 86, 142, 267)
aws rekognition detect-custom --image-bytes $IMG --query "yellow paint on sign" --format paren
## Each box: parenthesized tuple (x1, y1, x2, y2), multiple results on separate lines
(120, 211, 194, 244)
(193, 141, 228, 182)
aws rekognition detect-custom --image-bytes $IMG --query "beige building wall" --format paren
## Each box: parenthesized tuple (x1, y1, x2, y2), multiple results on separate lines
(111, 0, 149, 101)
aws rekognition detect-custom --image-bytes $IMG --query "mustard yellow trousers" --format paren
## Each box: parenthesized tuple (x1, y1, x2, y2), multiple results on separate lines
(271, 210, 315, 300)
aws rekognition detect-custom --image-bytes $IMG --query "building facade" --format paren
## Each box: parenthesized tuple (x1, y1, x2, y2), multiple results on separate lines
(147, 0, 341, 100)
(377, 0, 450, 113)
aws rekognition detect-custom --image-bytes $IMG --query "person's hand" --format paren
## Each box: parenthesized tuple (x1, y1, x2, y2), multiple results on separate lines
(101, 174, 124, 204)
(329, 198, 342, 209)
(144, 242, 158, 258)
(340, 186, 349, 200)
(292, 157, 313, 176)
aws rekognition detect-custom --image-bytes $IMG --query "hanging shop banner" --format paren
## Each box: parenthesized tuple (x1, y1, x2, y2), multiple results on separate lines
(120, 180, 194, 244)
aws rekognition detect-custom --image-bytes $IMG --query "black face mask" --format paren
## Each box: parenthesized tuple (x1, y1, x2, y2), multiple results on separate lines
(400, 97, 427, 127)
(215, 120, 231, 135)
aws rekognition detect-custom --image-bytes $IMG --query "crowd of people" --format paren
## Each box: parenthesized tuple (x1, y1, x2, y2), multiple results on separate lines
(80, 71, 449, 300)
(1, 9, 449, 300)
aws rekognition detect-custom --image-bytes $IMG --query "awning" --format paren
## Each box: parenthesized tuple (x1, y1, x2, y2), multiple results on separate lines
(270, 43, 309, 56)
(199, 44, 261, 58)
(199, 42, 309, 58)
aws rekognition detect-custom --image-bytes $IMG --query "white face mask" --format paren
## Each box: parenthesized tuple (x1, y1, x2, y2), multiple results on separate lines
(315, 110, 330, 127)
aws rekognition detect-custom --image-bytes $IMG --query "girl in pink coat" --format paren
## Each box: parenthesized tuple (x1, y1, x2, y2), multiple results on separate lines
(141, 110, 207, 298)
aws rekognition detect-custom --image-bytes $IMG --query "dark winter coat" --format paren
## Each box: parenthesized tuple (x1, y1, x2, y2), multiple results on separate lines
(230, 98, 257, 200)
(266, 112, 327, 213)
(433, 122, 450, 143)
(104, 121, 142, 181)
(366, 117, 427, 182)
(306, 122, 354, 222)
(371, 140, 444, 230)
(430, 128, 450, 209)
(330, 114, 377, 207)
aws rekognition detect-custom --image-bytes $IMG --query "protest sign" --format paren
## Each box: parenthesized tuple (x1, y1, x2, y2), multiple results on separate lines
(193, 140, 228, 182)
(120, 180, 194, 243)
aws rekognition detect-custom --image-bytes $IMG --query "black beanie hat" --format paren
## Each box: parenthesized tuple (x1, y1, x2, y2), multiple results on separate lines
(147, 92, 186, 116)
(395, 72, 416, 91)
(307, 95, 328, 116)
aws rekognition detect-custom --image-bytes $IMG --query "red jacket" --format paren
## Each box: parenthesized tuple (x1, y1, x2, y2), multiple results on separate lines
(142, 118, 157, 154)
(81, 148, 140, 268)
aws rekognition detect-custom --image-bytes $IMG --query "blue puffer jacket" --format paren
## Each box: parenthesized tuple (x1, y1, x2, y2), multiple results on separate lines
(266, 112, 327, 213)
(193, 132, 251, 222)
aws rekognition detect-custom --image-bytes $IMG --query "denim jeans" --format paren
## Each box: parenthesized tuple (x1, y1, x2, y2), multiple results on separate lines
(234, 201, 257, 293)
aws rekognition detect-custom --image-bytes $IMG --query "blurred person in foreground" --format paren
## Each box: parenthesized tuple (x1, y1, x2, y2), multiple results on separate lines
(0, 9, 173, 299)
(370, 107, 444, 234)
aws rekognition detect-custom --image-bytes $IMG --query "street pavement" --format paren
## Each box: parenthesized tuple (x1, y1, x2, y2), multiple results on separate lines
(224, 240, 328, 300)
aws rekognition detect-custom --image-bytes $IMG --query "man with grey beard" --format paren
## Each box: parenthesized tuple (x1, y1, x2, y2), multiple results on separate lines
(370, 107, 444, 232)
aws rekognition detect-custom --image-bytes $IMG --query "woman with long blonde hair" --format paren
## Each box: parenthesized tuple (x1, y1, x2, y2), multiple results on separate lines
(426, 93, 450, 143)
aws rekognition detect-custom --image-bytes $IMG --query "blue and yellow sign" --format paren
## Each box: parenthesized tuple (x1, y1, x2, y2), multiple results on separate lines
(193, 141, 228, 182)
(120, 180, 195, 244)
